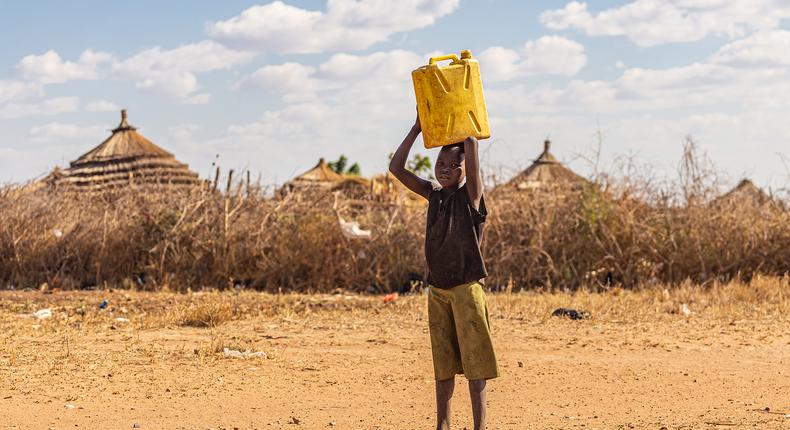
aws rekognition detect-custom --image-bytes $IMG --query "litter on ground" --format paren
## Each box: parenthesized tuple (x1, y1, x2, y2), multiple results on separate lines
(338, 217, 371, 240)
(383, 292, 399, 304)
(222, 348, 267, 359)
(551, 308, 591, 320)
(33, 309, 52, 320)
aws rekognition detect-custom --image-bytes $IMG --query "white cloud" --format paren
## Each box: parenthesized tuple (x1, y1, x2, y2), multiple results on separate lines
(615, 39, 790, 110)
(85, 100, 120, 112)
(9, 41, 251, 103)
(0, 80, 41, 104)
(16, 50, 114, 84)
(228, 103, 333, 139)
(237, 49, 423, 102)
(482, 30, 790, 115)
(540, 1, 790, 46)
(112, 40, 255, 100)
(183, 93, 212, 105)
(487, 80, 616, 116)
(29, 122, 106, 142)
(318, 50, 422, 81)
(169, 124, 202, 142)
(134, 70, 199, 99)
(711, 30, 790, 67)
(113, 40, 254, 75)
(479, 36, 587, 82)
(0, 97, 80, 119)
(0, 78, 76, 120)
(235, 62, 320, 100)
(206, 0, 459, 53)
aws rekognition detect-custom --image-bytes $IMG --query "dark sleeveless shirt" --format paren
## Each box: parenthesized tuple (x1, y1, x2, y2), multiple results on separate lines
(425, 183, 488, 289)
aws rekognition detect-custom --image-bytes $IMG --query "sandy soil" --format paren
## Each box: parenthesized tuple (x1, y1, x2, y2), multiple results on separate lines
(1, 288, 789, 430)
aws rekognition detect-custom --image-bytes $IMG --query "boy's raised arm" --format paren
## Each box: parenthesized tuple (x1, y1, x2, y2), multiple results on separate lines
(388, 115, 433, 200)
(464, 136, 483, 210)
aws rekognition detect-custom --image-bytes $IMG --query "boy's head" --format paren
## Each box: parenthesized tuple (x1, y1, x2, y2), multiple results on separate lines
(435, 142, 465, 188)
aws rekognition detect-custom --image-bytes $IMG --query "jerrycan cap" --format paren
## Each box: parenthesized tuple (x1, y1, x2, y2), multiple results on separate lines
(425, 50, 474, 67)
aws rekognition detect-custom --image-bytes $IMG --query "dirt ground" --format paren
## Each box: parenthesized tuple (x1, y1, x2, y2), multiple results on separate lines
(1, 282, 789, 429)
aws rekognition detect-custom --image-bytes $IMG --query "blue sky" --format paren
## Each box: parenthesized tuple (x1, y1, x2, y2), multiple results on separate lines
(2, 0, 790, 189)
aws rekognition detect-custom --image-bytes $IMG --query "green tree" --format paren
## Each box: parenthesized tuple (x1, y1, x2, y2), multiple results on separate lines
(408, 154, 433, 179)
(328, 155, 348, 174)
(386, 152, 434, 179)
(329, 154, 361, 176)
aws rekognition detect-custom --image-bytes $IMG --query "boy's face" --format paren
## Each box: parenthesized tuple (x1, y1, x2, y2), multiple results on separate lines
(435, 147, 465, 188)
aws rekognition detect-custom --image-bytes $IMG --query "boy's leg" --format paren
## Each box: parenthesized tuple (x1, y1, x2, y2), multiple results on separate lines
(428, 287, 463, 430)
(435, 377, 455, 430)
(448, 282, 497, 429)
(451, 282, 499, 381)
(469, 379, 487, 430)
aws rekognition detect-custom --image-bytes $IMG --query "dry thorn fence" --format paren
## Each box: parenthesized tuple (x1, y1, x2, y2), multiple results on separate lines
(2, 174, 789, 293)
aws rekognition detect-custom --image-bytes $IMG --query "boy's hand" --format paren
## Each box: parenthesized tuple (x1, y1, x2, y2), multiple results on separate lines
(413, 110, 421, 132)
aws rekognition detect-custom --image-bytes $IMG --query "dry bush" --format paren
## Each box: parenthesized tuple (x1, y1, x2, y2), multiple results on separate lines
(0, 184, 424, 292)
(484, 184, 790, 289)
(1, 146, 789, 292)
(175, 301, 235, 328)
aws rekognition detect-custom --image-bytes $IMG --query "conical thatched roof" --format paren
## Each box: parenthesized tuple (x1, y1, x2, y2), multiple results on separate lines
(50, 110, 199, 191)
(503, 140, 587, 191)
(280, 158, 344, 195)
(713, 179, 771, 207)
(294, 158, 344, 184)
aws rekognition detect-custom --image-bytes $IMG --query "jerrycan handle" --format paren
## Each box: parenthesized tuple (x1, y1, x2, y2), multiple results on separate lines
(429, 54, 460, 65)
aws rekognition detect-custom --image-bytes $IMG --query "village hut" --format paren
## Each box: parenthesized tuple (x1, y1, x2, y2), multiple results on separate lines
(712, 179, 774, 208)
(278, 157, 345, 197)
(48, 109, 199, 191)
(499, 139, 588, 192)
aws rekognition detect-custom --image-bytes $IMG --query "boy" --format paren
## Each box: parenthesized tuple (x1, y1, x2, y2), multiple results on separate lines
(388, 114, 499, 430)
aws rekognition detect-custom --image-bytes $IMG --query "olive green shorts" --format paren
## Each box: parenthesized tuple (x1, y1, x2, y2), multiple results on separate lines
(428, 281, 499, 381)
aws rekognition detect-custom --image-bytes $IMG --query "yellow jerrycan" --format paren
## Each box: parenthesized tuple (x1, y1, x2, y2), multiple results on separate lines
(412, 50, 490, 149)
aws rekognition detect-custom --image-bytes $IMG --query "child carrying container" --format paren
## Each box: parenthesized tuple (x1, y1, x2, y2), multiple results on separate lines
(389, 100, 500, 430)
(390, 50, 497, 430)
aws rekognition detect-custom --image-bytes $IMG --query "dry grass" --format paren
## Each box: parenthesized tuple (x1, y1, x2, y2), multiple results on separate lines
(172, 300, 236, 328)
(1, 141, 789, 292)
(2, 183, 788, 293)
(485, 184, 790, 289)
(1, 276, 786, 332)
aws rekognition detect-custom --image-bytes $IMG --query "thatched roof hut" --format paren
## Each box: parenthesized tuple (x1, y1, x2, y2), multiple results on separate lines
(501, 139, 587, 191)
(712, 179, 772, 207)
(49, 110, 199, 191)
(293, 158, 344, 185)
(279, 158, 344, 195)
